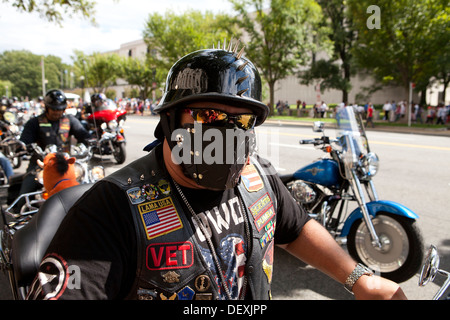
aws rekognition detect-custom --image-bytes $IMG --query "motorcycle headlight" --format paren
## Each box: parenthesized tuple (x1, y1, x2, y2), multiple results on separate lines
(89, 166, 105, 182)
(108, 120, 118, 131)
(288, 180, 316, 204)
(365, 152, 380, 177)
(74, 162, 85, 183)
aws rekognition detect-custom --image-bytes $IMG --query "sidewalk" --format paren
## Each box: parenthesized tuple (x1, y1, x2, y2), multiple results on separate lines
(264, 118, 450, 137)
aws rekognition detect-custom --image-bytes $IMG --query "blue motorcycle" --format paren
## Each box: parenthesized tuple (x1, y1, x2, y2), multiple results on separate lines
(280, 106, 424, 283)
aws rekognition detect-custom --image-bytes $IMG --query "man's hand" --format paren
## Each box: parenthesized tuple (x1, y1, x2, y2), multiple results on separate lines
(352, 274, 407, 300)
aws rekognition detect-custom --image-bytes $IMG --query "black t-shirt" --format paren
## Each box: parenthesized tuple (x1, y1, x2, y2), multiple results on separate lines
(27, 150, 309, 300)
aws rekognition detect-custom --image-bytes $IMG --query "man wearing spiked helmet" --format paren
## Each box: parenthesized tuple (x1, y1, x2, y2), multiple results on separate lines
(28, 42, 406, 301)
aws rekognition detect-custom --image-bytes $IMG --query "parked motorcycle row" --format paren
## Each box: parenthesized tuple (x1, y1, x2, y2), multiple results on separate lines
(0, 103, 446, 299)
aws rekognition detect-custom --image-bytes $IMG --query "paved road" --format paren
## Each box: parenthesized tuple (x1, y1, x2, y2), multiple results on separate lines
(1, 114, 449, 300)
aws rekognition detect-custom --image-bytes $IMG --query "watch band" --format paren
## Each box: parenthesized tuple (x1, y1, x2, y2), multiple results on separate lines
(344, 263, 374, 293)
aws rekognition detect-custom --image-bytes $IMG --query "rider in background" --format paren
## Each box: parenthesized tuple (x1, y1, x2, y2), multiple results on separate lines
(18, 89, 90, 198)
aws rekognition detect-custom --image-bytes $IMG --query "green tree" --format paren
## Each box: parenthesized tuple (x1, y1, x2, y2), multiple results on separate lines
(143, 10, 237, 75)
(0, 50, 68, 98)
(230, 0, 326, 114)
(121, 56, 164, 100)
(347, 0, 449, 112)
(72, 50, 122, 93)
(300, 0, 355, 103)
(4, 0, 97, 25)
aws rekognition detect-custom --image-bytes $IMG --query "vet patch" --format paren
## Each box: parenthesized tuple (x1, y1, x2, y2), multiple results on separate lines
(138, 197, 183, 240)
(241, 164, 264, 192)
(146, 241, 194, 270)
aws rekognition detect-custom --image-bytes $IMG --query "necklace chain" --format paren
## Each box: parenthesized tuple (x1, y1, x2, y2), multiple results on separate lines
(172, 180, 249, 300)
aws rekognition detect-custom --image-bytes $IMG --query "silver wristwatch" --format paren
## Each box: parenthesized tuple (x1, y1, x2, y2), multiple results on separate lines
(344, 263, 374, 293)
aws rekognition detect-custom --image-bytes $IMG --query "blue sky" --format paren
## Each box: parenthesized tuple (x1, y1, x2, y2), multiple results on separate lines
(0, 0, 233, 64)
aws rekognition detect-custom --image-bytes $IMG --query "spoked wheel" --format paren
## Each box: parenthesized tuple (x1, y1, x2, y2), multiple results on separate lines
(347, 213, 424, 283)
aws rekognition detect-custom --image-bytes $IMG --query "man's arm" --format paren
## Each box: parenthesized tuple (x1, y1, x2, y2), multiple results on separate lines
(279, 219, 407, 300)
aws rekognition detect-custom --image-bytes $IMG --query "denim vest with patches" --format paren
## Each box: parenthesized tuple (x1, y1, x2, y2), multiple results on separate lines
(104, 148, 278, 300)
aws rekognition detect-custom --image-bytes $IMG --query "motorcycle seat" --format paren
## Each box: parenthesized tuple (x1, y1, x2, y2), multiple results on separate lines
(11, 183, 93, 289)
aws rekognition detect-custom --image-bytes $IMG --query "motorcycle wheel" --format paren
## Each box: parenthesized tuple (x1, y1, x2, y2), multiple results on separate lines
(347, 212, 424, 283)
(12, 156, 21, 169)
(113, 143, 126, 164)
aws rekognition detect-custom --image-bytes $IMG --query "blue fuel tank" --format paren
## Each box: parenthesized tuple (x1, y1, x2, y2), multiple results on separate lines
(292, 159, 341, 189)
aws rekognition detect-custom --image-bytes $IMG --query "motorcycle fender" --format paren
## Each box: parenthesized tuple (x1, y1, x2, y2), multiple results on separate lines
(339, 200, 419, 237)
(115, 134, 126, 143)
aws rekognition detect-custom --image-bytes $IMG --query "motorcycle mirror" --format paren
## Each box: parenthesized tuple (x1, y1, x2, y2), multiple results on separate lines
(419, 245, 440, 287)
(313, 121, 324, 132)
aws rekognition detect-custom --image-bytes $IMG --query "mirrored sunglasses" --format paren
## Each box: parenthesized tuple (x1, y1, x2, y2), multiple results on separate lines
(184, 108, 257, 130)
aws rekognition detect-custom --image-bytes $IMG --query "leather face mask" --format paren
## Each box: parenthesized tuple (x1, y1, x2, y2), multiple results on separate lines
(170, 122, 256, 190)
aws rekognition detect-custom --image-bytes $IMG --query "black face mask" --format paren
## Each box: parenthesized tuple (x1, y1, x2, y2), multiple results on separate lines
(170, 122, 256, 190)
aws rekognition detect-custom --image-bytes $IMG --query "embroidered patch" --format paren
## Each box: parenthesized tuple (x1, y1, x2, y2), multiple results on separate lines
(260, 220, 276, 248)
(254, 205, 275, 231)
(158, 179, 171, 195)
(241, 164, 264, 192)
(126, 187, 145, 204)
(138, 197, 183, 240)
(262, 241, 274, 284)
(28, 253, 69, 300)
(137, 288, 157, 300)
(249, 193, 273, 219)
(249, 193, 275, 232)
(146, 241, 194, 270)
(177, 286, 195, 300)
(141, 183, 160, 200)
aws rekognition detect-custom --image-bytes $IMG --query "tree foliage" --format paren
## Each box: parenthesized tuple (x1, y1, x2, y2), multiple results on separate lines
(143, 10, 237, 72)
(72, 50, 122, 94)
(347, 0, 449, 97)
(0, 50, 68, 98)
(230, 0, 326, 113)
(121, 56, 163, 100)
(300, 0, 355, 102)
(4, 0, 97, 25)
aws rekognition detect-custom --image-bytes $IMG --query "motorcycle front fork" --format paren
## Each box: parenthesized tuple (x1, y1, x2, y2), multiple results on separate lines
(349, 170, 382, 248)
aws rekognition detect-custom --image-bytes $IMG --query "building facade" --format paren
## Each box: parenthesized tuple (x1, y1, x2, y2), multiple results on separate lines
(106, 38, 447, 107)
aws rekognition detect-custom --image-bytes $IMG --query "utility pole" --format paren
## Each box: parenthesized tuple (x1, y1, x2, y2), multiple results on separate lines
(41, 56, 46, 96)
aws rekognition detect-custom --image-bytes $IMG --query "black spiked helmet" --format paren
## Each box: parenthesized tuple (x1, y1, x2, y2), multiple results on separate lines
(155, 44, 269, 126)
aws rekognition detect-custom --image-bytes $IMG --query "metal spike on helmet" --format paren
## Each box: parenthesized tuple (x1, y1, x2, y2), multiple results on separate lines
(212, 38, 246, 60)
